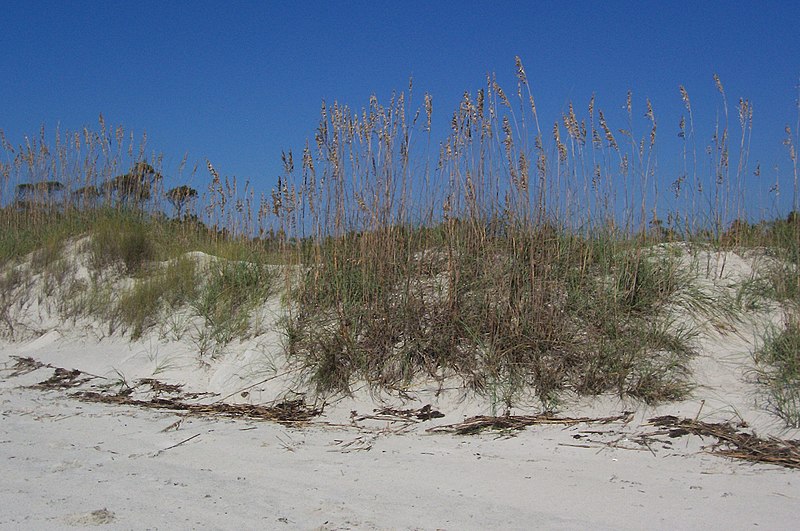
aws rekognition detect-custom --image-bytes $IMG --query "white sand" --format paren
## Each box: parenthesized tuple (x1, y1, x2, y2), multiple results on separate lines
(2, 246, 800, 529)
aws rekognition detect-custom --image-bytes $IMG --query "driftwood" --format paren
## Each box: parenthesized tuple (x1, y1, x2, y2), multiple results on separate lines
(648, 415, 800, 470)
(427, 412, 633, 435)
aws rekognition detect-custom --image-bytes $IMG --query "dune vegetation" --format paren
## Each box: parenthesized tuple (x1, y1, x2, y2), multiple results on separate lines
(1, 59, 799, 418)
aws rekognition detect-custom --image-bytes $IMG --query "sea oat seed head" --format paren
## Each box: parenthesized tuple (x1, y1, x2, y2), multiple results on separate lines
(494, 78, 510, 108)
(679, 85, 692, 113)
(713, 73, 724, 95)
(424, 93, 433, 131)
(515, 56, 527, 84)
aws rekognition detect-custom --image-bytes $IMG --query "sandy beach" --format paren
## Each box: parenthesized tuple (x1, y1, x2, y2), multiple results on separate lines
(2, 360, 799, 530)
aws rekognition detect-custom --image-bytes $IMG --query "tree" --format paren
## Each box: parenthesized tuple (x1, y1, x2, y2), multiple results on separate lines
(72, 185, 101, 210)
(165, 185, 198, 219)
(15, 180, 64, 210)
(103, 161, 163, 206)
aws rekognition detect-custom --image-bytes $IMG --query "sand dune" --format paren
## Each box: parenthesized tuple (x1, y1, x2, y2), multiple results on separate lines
(2, 245, 800, 529)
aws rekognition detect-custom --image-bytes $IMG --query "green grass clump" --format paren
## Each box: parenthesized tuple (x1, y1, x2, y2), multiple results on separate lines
(0, 209, 92, 267)
(89, 212, 157, 275)
(193, 259, 276, 345)
(0, 202, 279, 343)
(117, 256, 200, 339)
(91, 220, 278, 344)
(762, 217, 800, 302)
(754, 321, 800, 427)
(286, 223, 703, 406)
(0, 268, 25, 334)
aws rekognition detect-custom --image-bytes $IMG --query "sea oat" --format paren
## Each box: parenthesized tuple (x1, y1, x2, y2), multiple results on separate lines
(714, 73, 724, 95)
(494, 78, 510, 108)
(598, 111, 618, 150)
(646, 98, 657, 146)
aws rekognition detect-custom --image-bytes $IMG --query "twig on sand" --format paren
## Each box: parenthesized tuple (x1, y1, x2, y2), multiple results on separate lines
(639, 436, 658, 457)
(558, 442, 594, 449)
(693, 399, 706, 422)
(213, 368, 302, 404)
(151, 433, 200, 457)
(329, 435, 375, 453)
(160, 417, 184, 432)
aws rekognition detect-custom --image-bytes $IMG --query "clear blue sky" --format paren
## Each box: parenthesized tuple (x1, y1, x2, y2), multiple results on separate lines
(1, 1, 798, 219)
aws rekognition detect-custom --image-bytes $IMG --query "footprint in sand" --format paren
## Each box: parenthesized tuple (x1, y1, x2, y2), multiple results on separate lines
(51, 460, 82, 473)
(62, 508, 115, 526)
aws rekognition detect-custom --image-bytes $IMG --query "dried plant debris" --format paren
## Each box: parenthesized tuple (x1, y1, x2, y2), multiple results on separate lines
(74, 391, 322, 423)
(353, 404, 445, 424)
(6, 356, 320, 423)
(100, 378, 213, 401)
(648, 416, 800, 470)
(4, 356, 46, 377)
(135, 378, 185, 396)
(428, 412, 633, 435)
(330, 435, 376, 453)
(6, 356, 96, 388)
(33, 367, 95, 389)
